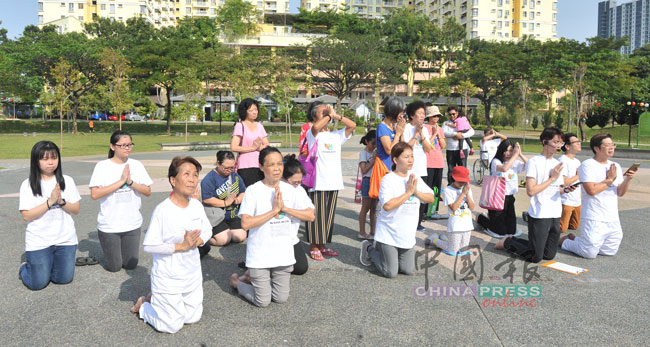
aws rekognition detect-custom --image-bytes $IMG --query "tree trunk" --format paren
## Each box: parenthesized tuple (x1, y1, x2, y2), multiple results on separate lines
(407, 60, 414, 97)
(482, 98, 492, 127)
(165, 86, 173, 135)
(71, 99, 79, 134)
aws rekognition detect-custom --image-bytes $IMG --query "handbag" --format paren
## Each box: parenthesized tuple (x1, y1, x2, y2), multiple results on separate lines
(479, 175, 506, 211)
(234, 121, 244, 171)
(298, 136, 318, 189)
(204, 206, 225, 227)
(354, 165, 362, 203)
(368, 159, 388, 199)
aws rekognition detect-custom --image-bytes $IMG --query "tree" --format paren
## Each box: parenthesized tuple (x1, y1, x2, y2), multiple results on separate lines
(309, 32, 398, 111)
(383, 8, 434, 96)
(456, 79, 478, 115)
(173, 68, 204, 142)
(51, 59, 81, 148)
(100, 48, 134, 130)
(531, 115, 539, 130)
(217, 0, 260, 42)
(456, 40, 529, 126)
(429, 17, 466, 77)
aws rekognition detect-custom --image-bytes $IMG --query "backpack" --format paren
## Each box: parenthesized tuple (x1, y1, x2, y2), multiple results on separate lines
(298, 136, 318, 189)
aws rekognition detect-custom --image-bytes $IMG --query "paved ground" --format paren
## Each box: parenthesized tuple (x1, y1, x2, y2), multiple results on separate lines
(2, 135, 650, 346)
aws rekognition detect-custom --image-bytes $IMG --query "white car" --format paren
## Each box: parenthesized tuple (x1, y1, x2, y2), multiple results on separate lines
(125, 113, 143, 121)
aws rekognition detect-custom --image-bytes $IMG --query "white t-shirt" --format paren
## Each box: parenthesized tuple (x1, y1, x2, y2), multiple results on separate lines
(402, 124, 431, 177)
(290, 185, 315, 245)
(239, 181, 314, 268)
(89, 158, 153, 233)
(490, 159, 525, 196)
(375, 172, 434, 249)
(579, 158, 624, 222)
(559, 155, 582, 207)
(306, 128, 351, 191)
(143, 198, 212, 294)
(359, 149, 374, 178)
(481, 138, 501, 162)
(526, 154, 564, 219)
(443, 185, 474, 233)
(19, 175, 81, 252)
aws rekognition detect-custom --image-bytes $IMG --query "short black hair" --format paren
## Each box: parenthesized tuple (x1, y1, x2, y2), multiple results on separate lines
(360, 130, 376, 145)
(447, 105, 459, 113)
(259, 146, 282, 167)
(216, 150, 235, 164)
(589, 133, 613, 154)
(561, 133, 578, 152)
(168, 156, 202, 188)
(108, 130, 132, 158)
(390, 142, 413, 171)
(406, 100, 427, 120)
(283, 154, 305, 179)
(539, 126, 563, 144)
(237, 98, 259, 121)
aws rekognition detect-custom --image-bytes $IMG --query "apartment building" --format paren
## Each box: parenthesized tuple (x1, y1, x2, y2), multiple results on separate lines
(38, 0, 290, 30)
(299, 0, 414, 19)
(598, 0, 650, 55)
(417, 0, 558, 41)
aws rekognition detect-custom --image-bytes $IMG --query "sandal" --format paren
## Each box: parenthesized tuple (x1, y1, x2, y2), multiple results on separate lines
(310, 250, 325, 261)
(75, 256, 99, 266)
(321, 248, 339, 257)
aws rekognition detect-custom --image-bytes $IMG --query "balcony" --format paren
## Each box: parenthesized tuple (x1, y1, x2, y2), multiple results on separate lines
(195, 9, 209, 16)
(195, 0, 209, 7)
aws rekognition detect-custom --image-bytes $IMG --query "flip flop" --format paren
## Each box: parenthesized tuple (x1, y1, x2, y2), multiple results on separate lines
(75, 256, 99, 266)
(310, 250, 325, 261)
(321, 248, 339, 257)
(85, 256, 99, 265)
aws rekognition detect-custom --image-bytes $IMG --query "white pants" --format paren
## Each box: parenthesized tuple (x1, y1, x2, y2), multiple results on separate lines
(561, 219, 623, 259)
(139, 285, 203, 334)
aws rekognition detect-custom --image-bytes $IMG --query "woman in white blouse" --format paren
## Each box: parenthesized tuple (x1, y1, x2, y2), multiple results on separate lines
(130, 156, 212, 334)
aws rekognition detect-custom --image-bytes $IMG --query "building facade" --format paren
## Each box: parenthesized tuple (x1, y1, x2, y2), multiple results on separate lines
(598, 0, 650, 55)
(299, 0, 413, 18)
(417, 0, 558, 41)
(38, 0, 290, 30)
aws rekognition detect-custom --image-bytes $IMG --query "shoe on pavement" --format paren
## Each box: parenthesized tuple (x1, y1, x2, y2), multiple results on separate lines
(360, 240, 372, 266)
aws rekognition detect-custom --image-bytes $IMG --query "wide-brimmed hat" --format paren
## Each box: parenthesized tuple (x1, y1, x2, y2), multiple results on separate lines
(426, 106, 442, 118)
(451, 166, 470, 183)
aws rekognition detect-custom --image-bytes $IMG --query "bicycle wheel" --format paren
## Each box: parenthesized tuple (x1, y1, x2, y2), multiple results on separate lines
(473, 159, 484, 185)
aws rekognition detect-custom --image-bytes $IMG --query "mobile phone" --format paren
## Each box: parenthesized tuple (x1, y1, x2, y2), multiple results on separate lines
(626, 163, 640, 173)
(570, 182, 582, 188)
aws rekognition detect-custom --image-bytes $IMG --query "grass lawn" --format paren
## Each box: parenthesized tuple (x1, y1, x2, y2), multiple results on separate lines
(0, 133, 302, 159)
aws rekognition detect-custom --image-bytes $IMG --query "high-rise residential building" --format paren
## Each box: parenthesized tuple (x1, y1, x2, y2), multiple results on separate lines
(299, 0, 414, 19)
(38, 0, 290, 30)
(417, 0, 558, 41)
(598, 0, 650, 55)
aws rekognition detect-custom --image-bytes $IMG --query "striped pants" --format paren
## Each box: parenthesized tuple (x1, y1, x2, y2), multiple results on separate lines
(306, 190, 339, 245)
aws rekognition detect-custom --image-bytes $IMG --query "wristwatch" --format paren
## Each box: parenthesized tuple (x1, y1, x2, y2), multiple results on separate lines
(126, 180, 134, 187)
(59, 199, 67, 207)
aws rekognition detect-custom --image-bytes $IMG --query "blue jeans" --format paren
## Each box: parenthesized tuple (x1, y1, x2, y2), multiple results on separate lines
(19, 245, 77, 290)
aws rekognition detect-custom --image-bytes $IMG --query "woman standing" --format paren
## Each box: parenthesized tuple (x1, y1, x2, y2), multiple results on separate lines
(402, 100, 432, 230)
(477, 140, 528, 238)
(358, 130, 377, 239)
(304, 101, 356, 261)
(19, 141, 81, 290)
(359, 142, 435, 278)
(89, 130, 153, 272)
(423, 105, 446, 219)
(130, 156, 212, 333)
(230, 98, 270, 187)
(376, 97, 406, 170)
(230, 148, 315, 307)
(198, 150, 247, 256)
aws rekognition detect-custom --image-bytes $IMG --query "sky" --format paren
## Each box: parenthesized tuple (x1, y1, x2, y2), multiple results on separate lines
(0, 0, 602, 41)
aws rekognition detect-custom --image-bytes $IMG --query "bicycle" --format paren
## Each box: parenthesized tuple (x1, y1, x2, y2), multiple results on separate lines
(472, 151, 490, 185)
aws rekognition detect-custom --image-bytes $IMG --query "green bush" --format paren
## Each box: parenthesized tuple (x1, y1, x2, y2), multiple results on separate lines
(542, 110, 554, 128)
(531, 115, 539, 130)
(555, 112, 564, 130)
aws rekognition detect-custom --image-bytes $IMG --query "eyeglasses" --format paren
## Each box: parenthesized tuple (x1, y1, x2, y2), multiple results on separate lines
(115, 143, 135, 149)
(601, 143, 617, 148)
(570, 140, 581, 145)
(220, 164, 235, 172)
(448, 112, 458, 116)
(548, 140, 565, 146)
(283, 178, 302, 187)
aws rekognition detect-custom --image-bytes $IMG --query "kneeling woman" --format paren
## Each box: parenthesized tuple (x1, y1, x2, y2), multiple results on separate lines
(19, 141, 81, 290)
(231, 147, 315, 307)
(130, 157, 212, 333)
(359, 142, 435, 278)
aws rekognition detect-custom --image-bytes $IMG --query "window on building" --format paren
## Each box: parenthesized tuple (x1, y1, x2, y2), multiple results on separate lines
(60, 2, 65, 7)
(186, 0, 192, 4)
(398, 0, 403, 5)
(471, 31, 478, 38)
(498, 9, 502, 17)
(38, 2, 43, 11)
(523, 11, 526, 17)
(552, 2, 557, 10)
(38, 15, 44, 24)
(497, 0, 502, 5)
(529, 12, 534, 20)
(211, 8, 216, 14)
(505, 20, 509, 27)
(257, 1, 263, 7)
(529, 0, 534, 9)
(186, 6, 191, 13)
(78, 3, 83, 9)
(491, 8, 495, 13)
(523, 0, 527, 6)
(61, 15, 65, 19)
(101, 4, 106, 10)
(118, 17, 123, 21)
(79, 16, 84, 21)
(505, 32, 509, 37)
(497, 21, 502, 29)
(471, 0, 478, 5)
(498, 32, 503, 37)
(471, 19, 478, 28)
(118, 4, 123, 9)
(471, 8, 478, 16)
(306, 3, 311, 9)
(529, 22, 534, 30)
(212, 0, 217, 4)
(505, 10, 509, 16)
(140, 5, 146, 13)
(69, 3, 74, 11)
(376, 6, 380, 12)
(110, 4, 115, 13)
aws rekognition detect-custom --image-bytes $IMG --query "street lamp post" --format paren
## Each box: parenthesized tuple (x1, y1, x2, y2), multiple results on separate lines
(628, 89, 634, 147)
(219, 91, 222, 135)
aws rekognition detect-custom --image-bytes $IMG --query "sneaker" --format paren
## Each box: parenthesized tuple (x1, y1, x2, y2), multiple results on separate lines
(417, 224, 426, 231)
(359, 240, 372, 266)
(424, 233, 439, 247)
(429, 212, 449, 220)
(513, 229, 523, 238)
(483, 228, 506, 239)
(522, 212, 529, 223)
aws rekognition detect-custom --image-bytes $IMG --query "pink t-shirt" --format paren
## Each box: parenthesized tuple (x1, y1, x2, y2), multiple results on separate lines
(454, 116, 471, 132)
(424, 125, 444, 169)
(233, 122, 268, 169)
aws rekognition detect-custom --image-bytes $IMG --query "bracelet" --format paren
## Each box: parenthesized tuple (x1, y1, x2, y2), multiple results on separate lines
(46, 200, 50, 209)
(127, 180, 133, 187)
(59, 199, 67, 207)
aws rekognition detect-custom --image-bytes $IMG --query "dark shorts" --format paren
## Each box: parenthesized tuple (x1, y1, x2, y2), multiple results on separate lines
(213, 217, 243, 235)
(361, 176, 371, 198)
